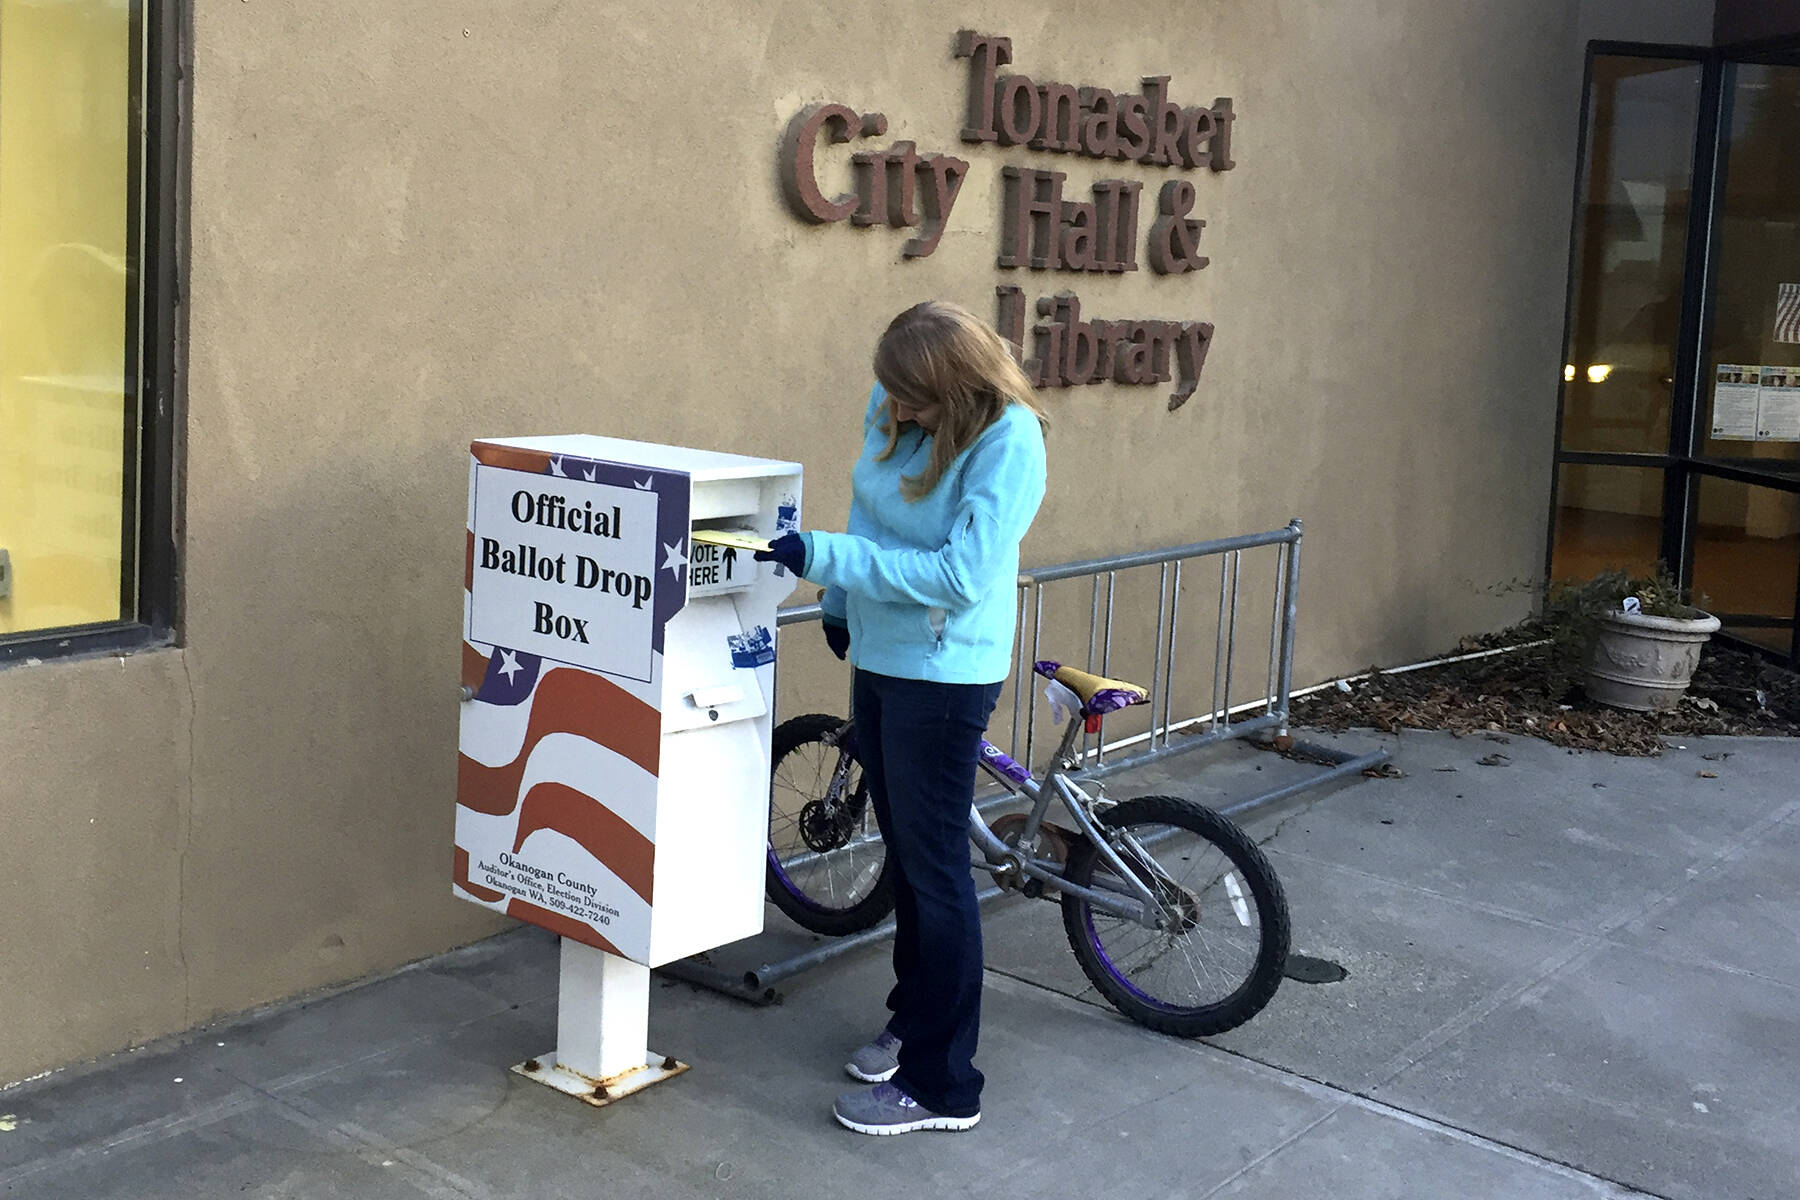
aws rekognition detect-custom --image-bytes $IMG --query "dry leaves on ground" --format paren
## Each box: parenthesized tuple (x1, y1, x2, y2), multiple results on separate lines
(1290, 641, 1800, 757)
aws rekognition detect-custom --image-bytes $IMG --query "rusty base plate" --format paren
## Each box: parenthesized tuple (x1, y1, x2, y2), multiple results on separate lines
(511, 1050, 689, 1108)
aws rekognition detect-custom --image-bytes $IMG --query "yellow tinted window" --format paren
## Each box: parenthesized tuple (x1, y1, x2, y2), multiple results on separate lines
(0, 0, 139, 635)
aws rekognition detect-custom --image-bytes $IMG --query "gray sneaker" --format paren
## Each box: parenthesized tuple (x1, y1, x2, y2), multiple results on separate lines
(833, 1081, 979, 1135)
(844, 1030, 900, 1082)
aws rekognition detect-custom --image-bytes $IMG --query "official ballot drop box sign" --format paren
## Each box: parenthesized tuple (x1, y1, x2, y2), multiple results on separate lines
(455, 436, 801, 968)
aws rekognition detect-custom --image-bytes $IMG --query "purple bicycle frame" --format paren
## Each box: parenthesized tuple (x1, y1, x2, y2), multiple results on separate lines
(977, 740, 1035, 791)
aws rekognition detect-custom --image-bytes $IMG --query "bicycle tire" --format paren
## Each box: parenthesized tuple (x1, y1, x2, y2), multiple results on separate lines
(765, 712, 895, 936)
(1060, 795, 1289, 1037)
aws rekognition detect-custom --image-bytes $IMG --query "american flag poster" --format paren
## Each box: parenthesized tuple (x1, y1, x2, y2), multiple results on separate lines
(1777, 284, 1800, 345)
(454, 441, 691, 963)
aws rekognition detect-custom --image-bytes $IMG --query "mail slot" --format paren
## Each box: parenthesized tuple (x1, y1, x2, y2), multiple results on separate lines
(455, 434, 801, 968)
(687, 526, 762, 597)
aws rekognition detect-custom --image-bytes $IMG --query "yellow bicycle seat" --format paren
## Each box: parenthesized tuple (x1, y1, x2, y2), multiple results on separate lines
(1033, 660, 1149, 717)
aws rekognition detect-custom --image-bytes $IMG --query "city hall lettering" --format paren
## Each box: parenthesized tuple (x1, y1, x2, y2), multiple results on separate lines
(779, 31, 1232, 409)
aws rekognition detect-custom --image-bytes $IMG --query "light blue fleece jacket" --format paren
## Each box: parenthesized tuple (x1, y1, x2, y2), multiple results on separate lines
(802, 382, 1047, 684)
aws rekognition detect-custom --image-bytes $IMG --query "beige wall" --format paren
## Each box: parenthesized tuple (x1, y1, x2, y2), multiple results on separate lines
(2, 0, 1596, 1083)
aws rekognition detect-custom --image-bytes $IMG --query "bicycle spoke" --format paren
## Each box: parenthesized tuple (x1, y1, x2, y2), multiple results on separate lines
(1075, 816, 1273, 1016)
(767, 730, 887, 918)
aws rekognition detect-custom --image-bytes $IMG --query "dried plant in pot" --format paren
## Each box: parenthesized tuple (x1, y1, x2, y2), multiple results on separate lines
(1547, 568, 1719, 712)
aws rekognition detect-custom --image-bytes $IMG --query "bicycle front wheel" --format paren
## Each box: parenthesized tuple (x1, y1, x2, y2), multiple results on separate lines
(1060, 795, 1289, 1037)
(765, 713, 895, 937)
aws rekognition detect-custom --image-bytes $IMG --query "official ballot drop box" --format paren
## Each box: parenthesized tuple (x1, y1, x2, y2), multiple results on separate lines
(455, 435, 800, 984)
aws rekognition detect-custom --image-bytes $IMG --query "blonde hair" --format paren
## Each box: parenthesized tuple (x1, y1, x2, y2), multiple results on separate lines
(872, 301, 1049, 500)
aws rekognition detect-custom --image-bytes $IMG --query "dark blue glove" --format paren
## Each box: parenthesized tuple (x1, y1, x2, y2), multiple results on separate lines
(748, 532, 806, 579)
(822, 617, 849, 661)
(753, 532, 807, 577)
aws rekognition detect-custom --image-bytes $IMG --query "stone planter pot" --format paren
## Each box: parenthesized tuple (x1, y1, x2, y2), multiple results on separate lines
(1584, 608, 1721, 712)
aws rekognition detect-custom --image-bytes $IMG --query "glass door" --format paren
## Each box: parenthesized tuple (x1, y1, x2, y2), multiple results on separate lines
(1550, 47, 1800, 665)
(1692, 62, 1800, 655)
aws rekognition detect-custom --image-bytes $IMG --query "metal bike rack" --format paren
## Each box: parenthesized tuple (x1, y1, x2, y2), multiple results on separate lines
(659, 520, 1389, 1003)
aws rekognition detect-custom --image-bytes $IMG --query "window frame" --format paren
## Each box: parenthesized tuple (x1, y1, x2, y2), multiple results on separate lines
(0, 0, 185, 666)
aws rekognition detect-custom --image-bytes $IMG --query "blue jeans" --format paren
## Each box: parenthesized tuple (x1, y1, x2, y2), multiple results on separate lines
(852, 669, 1002, 1118)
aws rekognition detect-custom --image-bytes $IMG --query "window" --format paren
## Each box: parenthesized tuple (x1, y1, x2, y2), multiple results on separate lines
(1551, 463, 1666, 581)
(1558, 57, 1704, 458)
(0, 0, 175, 659)
(1697, 63, 1800, 471)
(1691, 475, 1800, 652)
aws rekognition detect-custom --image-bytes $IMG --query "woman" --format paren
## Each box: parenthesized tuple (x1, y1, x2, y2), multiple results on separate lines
(756, 300, 1048, 1134)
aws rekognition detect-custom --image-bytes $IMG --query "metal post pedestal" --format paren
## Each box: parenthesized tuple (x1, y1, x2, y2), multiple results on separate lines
(511, 938, 688, 1108)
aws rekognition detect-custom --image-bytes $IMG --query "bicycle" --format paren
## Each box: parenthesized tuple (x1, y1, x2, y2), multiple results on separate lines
(766, 658, 1290, 1037)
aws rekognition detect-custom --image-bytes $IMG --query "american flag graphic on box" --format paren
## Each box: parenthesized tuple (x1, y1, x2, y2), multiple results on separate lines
(1777, 283, 1800, 345)
(455, 441, 690, 963)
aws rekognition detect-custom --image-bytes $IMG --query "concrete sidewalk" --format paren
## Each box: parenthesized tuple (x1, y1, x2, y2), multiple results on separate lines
(3, 728, 1795, 1199)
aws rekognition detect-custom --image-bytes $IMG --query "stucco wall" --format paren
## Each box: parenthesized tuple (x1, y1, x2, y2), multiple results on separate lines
(0, 653, 190, 1078)
(3, 0, 1597, 1083)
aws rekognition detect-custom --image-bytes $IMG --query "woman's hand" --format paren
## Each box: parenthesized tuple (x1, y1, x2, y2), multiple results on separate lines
(822, 617, 850, 661)
(756, 534, 846, 658)
(753, 532, 807, 577)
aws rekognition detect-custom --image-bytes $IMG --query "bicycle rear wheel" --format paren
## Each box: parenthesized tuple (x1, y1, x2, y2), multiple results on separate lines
(1060, 795, 1288, 1037)
(765, 713, 895, 936)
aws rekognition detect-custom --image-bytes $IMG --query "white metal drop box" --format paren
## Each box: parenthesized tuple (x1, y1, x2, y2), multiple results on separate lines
(455, 435, 801, 968)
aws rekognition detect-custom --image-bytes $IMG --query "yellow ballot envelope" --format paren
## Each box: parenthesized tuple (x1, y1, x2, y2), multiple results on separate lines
(690, 528, 772, 553)
(689, 527, 819, 591)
